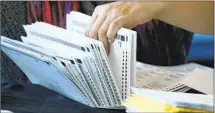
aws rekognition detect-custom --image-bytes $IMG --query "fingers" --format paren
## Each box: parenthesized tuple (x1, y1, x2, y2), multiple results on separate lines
(85, 7, 99, 37)
(85, 2, 132, 55)
(85, 2, 123, 39)
(99, 27, 110, 55)
(85, 13, 98, 37)
(87, 14, 130, 55)
(99, 16, 129, 55)
(107, 16, 129, 40)
(98, 16, 112, 55)
(89, 15, 107, 40)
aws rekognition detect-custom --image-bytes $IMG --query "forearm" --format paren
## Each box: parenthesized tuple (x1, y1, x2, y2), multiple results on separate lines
(155, 1, 214, 35)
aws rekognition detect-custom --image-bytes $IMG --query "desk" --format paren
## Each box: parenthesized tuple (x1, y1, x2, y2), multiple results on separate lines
(1, 84, 125, 113)
(1, 83, 205, 113)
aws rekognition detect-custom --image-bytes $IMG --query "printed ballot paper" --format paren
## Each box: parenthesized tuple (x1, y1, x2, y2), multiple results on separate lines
(1, 11, 136, 108)
(136, 61, 214, 94)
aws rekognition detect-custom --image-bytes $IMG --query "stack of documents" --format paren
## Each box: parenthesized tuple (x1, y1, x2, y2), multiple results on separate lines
(67, 12, 137, 100)
(1, 11, 137, 108)
(123, 88, 213, 112)
(136, 61, 213, 94)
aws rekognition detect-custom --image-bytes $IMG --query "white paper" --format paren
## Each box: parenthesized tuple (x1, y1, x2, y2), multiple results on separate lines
(131, 87, 214, 111)
(1, 37, 92, 106)
(66, 11, 137, 101)
(158, 62, 213, 73)
(181, 68, 213, 95)
(2, 11, 138, 108)
(136, 68, 188, 91)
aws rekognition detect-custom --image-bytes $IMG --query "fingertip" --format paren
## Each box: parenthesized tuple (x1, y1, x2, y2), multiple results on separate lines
(93, 35, 98, 40)
(107, 38, 112, 44)
(105, 46, 110, 56)
(107, 48, 110, 56)
(100, 37, 109, 56)
(89, 31, 95, 39)
(107, 26, 118, 40)
(106, 41, 110, 56)
(108, 38, 115, 44)
(107, 16, 127, 39)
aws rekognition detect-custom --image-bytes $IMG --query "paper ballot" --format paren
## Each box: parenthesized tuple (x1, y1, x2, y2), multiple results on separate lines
(67, 11, 137, 100)
(0, 11, 137, 108)
(136, 61, 214, 94)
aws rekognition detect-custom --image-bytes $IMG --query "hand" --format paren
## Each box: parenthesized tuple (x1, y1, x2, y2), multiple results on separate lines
(85, 2, 165, 55)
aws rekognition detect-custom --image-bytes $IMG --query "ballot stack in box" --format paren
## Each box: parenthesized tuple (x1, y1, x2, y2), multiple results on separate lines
(1, 11, 137, 108)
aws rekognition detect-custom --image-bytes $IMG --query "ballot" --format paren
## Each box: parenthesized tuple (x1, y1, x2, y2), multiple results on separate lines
(1, 11, 137, 108)
(135, 61, 213, 94)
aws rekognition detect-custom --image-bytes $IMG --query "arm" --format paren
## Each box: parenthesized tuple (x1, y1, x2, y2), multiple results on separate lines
(85, 2, 214, 54)
(156, 2, 214, 35)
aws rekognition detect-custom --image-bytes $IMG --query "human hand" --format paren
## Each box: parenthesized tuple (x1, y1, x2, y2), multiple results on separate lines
(85, 2, 165, 55)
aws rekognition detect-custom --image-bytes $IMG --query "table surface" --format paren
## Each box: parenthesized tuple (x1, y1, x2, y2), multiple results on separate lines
(1, 83, 206, 113)
(1, 84, 125, 113)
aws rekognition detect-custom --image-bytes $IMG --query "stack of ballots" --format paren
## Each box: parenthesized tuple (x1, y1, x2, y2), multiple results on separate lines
(0, 11, 137, 108)
(123, 88, 213, 112)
